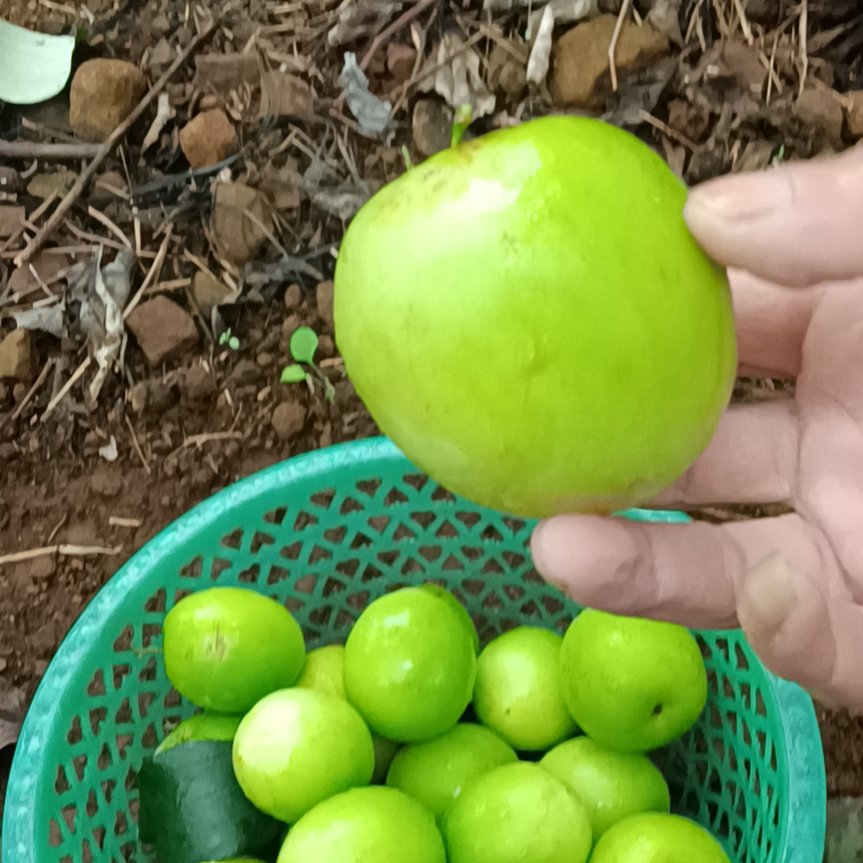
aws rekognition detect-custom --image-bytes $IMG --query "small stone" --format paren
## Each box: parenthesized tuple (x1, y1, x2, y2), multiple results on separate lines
(192, 270, 234, 313)
(0, 206, 25, 239)
(256, 351, 273, 367)
(12, 383, 27, 402)
(282, 314, 302, 339)
(318, 335, 335, 358)
(797, 83, 844, 141)
(70, 59, 146, 142)
(26, 169, 76, 200)
(147, 379, 177, 413)
(181, 364, 216, 401)
(412, 98, 453, 157)
(284, 283, 302, 310)
(7, 252, 67, 296)
(316, 280, 334, 330)
(179, 108, 238, 168)
(211, 182, 274, 265)
(844, 90, 863, 138)
(90, 464, 123, 498)
(199, 94, 219, 111)
(488, 44, 526, 97)
(0, 167, 22, 194)
(262, 161, 301, 210)
(129, 381, 149, 413)
(0, 382, 9, 402)
(90, 170, 127, 206)
(551, 15, 668, 109)
(126, 297, 199, 365)
(194, 53, 260, 94)
(271, 400, 306, 441)
(229, 359, 259, 386)
(30, 555, 56, 579)
(259, 71, 314, 119)
(151, 13, 171, 35)
(148, 37, 174, 71)
(387, 43, 417, 82)
(0, 329, 35, 381)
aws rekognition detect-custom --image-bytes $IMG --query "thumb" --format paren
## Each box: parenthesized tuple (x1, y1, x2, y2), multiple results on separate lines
(683, 143, 863, 287)
(738, 553, 863, 712)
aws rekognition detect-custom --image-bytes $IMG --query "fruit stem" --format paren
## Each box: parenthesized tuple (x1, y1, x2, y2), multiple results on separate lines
(450, 104, 473, 148)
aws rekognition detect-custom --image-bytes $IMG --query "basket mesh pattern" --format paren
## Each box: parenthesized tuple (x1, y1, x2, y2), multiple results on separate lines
(3, 442, 824, 863)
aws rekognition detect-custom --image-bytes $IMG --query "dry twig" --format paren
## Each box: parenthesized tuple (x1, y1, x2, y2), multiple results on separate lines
(609, 0, 632, 93)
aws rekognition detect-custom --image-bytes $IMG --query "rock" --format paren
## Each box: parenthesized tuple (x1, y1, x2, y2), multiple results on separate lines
(7, 252, 67, 297)
(192, 270, 234, 313)
(90, 464, 122, 498)
(272, 401, 306, 441)
(211, 182, 274, 265)
(199, 94, 219, 110)
(259, 71, 314, 118)
(12, 383, 27, 402)
(262, 161, 301, 210)
(256, 351, 274, 367)
(181, 364, 216, 401)
(179, 108, 238, 168)
(0, 330, 35, 381)
(703, 40, 767, 94)
(0, 206, 25, 239)
(318, 335, 335, 358)
(148, 37, 174, 72)
(412, 98, 453, 157)
(284, 283, 302, 310)
(129, 381, 149, 413)
(488, 44, 526, 97)
(194, 53, 260, 94)
(0, 167, 22, 195)
(26, 169, 76, 200)
(796, 82, 844, 141)
(316, 280, 334, 330)
(126, 297, 199, 365)
(229, 359, 259, 386)
(29, 556, 56, 580)
(551, 15, 668, 109)
(70, 59, 146, 142)
(844, 90, 863, 138)
(151, 13, 171, 35)
(387, 43, 417, 82)
(90, 170, 127, 206)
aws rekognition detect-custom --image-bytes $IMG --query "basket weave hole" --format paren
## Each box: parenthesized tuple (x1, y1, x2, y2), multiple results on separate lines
(267, 564, 291, 585)
(91, 825, 106, 850)
(138, 657, 157, 683)
(400, 557, 424, 576)
(324, 525, 349, 544)
(86, 669, 106, 697)
(401, 474, 426, 492)
(434, 520, 457, 540)
(67, 716, 83, 745)
(442, 554, 464, 572)
(384, 487, 409, 506)
(250, 531, 275, 554)
(237, 562, 261, 584)
(263, 506, 288, 526)
(113, 626, 134, 653)
(179, 555, 203, 579)
(137, 690, 156, 719)
(220, 528, 244, 550)
(88, 707, 107, 736)
(393, 523, 417, 542)
(85, 789, 98, 817)
(141, 623, 161, 648)
(311, 488, 336, 509)
(339, 496, 364, 515)
(309, 545, 333, 565)
(211, 557, 233, 581)
(280, 541, 302, 561)
(357, 478, 383, 496)
(49, 818, 63, 846)
(54, 765, 71, 794)
(144, 588, 166, 613)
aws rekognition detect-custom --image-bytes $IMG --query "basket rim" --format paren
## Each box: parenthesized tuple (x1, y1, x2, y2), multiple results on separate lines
(2, 436, 826, 863)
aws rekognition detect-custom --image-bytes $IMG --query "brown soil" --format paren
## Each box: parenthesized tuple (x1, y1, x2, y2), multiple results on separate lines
(2, 0, 862, 819)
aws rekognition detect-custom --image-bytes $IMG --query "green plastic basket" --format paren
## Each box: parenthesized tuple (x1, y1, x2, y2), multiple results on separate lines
(3, 437, 825, 863)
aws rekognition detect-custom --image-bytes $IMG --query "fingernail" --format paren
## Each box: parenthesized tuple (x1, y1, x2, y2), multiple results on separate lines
(684, 169, 794, 224)
(742, 553, 799, 629)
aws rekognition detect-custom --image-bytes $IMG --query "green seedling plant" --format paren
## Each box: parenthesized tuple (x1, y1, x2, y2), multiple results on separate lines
(281, 326, 335, 402)
(219, 328, 240, 351)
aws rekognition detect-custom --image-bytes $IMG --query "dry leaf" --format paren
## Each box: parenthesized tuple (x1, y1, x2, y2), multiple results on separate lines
(418, 32, 496, 118)
(339, 52, 393, 137)
(328, 0, 404, 47)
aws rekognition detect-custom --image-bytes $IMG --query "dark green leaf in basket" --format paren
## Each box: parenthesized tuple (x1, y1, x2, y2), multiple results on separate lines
(137, 740, 282, 863)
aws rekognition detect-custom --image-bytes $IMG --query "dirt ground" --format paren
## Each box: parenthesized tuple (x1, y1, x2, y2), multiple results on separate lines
(2, 0, 863, 820)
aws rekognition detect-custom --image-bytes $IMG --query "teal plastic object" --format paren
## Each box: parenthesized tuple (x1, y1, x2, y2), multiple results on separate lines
(3, 437, 825, 863)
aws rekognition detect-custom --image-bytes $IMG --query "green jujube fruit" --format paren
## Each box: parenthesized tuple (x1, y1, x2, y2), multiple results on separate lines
(334, 115, 736, 518)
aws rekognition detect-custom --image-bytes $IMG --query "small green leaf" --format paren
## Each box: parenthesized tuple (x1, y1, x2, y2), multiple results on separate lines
(280, 364, 307, 384)
(290, 326, 319, 364)
(228, 336, 240, 351)
(219, 329, 231, 346)
(323, 378, 336, 404)
(0, 21, 74, 105)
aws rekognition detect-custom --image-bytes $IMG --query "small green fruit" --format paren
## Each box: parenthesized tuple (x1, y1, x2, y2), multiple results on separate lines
(419, 583, 480, 653)
(232, 688, 374, 823)
(163, 587, 305, 714)
(560, 610, 707, 752)
(334, 115, 736, 518)
(473, 626, 576, 751)
(540, 736, 670, 839)
(277, 786, 445, 863)
(344, 587, 477, 741)
(386, 722, 516, 818)
(442, 762, 592, 863)
(589, 813, 732, 863)
(294, 644, 347, 699)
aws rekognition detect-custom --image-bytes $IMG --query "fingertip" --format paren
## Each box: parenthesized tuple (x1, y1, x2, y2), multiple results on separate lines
(530, 515, 640, 601)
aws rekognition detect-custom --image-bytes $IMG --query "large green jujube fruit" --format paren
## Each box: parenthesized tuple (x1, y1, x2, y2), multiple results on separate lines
(334, 116, 736, 518)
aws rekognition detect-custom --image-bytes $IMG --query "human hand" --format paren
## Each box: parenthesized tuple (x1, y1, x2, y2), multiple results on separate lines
(531, 143, 863, 711)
